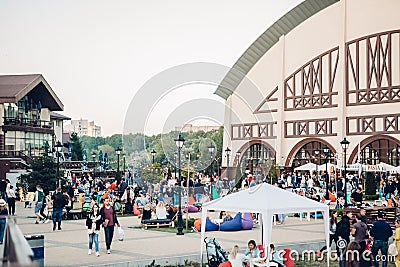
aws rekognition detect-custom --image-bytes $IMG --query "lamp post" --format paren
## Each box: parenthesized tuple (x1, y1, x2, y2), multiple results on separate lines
(151, 149, 156, 165)
(208, 144, 215, 177)
(174, 134, 185, 235)
(225, 147, 231, 181)
(340, 138, 350, 207)
(323, 146, 330, 200)
(92, 152, 96, 192)
(115, 147, 122, 182)
(186, 151, 191, 231)
(55, 141, 63, 188)
(174, 152, 178, 180)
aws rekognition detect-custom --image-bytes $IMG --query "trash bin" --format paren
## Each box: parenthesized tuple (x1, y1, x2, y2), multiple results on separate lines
(25, 234, 44, 267)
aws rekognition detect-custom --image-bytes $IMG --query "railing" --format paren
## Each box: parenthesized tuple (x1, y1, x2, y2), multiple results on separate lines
(3, 217, 37, 267)
(3, 117, 53, 129)
(0, 151, 33, 165)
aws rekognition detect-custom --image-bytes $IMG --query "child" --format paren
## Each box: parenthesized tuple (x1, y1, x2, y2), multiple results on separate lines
(86, 203, 102, 256)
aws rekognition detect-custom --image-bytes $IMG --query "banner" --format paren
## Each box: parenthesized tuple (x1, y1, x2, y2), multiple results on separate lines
(363, 165, 385, 172)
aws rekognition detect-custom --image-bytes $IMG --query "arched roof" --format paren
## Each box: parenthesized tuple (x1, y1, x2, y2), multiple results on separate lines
(214, 0, 339, 100)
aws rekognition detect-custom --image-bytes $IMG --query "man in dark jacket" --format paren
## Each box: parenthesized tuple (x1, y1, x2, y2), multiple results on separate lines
(370, 212, 393, 267)
(52, 187, 67, 231)
(336, 211, 352, 267)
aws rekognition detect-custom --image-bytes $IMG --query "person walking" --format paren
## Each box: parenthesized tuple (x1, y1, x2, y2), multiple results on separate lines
(52, 187, 67, 231)
(86, 203, 102, 257)
(6, 185, 16, 216)
(33, 185, 45, 224)
(318, 210, 339, 257)
(100, 198, 120, 254)
(336, 211, 352, 267)
(393, 219, 400, 267)
(370, 212, 393, 267)
(352, 214, 370, 267)
(0, 199, 8, 244)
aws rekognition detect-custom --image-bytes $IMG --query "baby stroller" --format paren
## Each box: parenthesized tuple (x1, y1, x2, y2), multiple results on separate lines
(204, 237, 228, 267)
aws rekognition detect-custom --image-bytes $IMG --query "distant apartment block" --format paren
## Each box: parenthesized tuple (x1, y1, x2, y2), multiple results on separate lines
(64, 119, 101, 137)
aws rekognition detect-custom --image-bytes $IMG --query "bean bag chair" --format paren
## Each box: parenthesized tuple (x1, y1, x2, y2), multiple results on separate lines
(194, 219, 201, 231)
(205, 218, 219, 231)
(193, 218, 219, 231)
(257, 244, 265, 258)
(133, 202, 141, 216)
(220, 213, 242, 231)
(188, 205, 199, 213)
(218, 262, 232, 267)
(329, 192, 336, 202)
(283, 248, 294, 267)
(241, 213, 254, 230)
(310, 212, 323, 218)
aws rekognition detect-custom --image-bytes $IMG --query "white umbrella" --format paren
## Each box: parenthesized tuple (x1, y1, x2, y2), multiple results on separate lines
(294, 162, 318, 172)
(317, 162, 336, 172)
(378, 162, 396, 172)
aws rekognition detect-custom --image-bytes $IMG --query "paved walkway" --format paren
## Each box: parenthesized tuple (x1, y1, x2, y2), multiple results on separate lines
(14, 202, 326, 267)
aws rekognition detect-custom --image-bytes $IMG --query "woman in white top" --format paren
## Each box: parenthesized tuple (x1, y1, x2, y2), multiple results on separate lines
(155, 201, 167, 220)
(228, 245, 246, 267)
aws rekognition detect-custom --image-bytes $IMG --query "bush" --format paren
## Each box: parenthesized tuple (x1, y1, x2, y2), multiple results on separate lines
(174, 218, 196, 228)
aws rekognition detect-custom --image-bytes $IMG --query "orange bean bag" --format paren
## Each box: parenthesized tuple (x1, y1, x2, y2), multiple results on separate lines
(194, 219, 201, 231)
(329, 192, 336, 202)
(218, 262, 232, 267)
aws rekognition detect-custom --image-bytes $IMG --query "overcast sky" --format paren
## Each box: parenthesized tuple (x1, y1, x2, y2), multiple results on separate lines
(0, 0, 303, 136)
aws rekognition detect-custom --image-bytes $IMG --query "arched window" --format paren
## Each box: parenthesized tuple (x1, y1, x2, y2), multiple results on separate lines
(358, 139, 400, 165)
(239, 143, 275, 177)
(291, 141, 334, 168)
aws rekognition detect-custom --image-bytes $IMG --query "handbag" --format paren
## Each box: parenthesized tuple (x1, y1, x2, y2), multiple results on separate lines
(388, 241, 398, 256)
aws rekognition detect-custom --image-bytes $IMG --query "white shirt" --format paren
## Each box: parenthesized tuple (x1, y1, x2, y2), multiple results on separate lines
(156, 207, 167, 219)
(229, 253, 246, 267)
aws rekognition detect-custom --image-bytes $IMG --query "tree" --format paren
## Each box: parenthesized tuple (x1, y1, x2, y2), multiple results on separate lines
(365, 172, 376, 195)
(20, 156, 63, 193)
(70, 132, 83, 161)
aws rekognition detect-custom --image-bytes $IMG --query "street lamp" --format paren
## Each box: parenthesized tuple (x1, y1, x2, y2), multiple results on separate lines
(340, 138, 350, 207)
(91, 152, 96, 192)
(323, 145, 330, 200)
(151, 149, 156, 165)
(174, 134, 185, 236)
(315, 150, 319, 178)
(208, 143, 215, 177)
(115, 147, 122, 182)
(55, 141, 63, 188)
(225, 147, 231, 181)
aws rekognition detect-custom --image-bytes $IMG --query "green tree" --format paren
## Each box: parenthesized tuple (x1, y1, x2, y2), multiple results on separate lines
(70, 132, 83, 161)
(21, 156, 63, 193)
(365, 172, 376, 195)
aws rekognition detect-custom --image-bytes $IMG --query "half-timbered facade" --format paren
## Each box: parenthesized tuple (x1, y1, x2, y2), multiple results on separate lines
(217, 0, 400, 174)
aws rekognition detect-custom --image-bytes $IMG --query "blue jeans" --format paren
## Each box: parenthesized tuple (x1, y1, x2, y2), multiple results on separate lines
(104, 226, 114, 250)
(52, 208, 63, 224)
(0, 219, 6, 242)
(88, 233, 99, 252)
(371, 240, 389, 267)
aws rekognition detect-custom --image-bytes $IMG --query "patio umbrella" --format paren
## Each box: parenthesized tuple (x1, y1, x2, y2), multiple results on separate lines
(294, 162, 318, 172)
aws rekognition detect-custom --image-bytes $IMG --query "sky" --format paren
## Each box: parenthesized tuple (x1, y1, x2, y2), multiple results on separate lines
(0, 0, 303, 136)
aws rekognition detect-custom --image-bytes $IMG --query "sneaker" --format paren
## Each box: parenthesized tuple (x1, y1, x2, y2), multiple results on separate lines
(44, 219, 50, 224)
(53, 225, 56, 231)
(39, 220, 44, 224)
(96, 252, 100, 257)
(35, 221, 39, 224)
(106, 250, 110, 254)
(88, 250, 92, 255)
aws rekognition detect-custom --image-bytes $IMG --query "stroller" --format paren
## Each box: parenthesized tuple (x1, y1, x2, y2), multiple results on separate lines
(204, 237, 229, 267)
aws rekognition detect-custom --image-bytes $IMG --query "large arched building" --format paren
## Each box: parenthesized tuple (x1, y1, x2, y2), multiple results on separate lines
(217, 0, 400, 175)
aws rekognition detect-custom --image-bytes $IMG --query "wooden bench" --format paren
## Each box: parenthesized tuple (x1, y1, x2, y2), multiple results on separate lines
(141, 219, 172, 229)
(344, 206, 397, 230)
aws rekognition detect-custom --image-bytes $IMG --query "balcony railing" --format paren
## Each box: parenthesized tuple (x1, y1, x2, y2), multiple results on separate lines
(3, 117, 53, 129)
(0, 150, 33, 164)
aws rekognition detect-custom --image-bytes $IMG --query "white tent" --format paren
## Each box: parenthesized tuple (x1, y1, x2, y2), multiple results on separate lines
(200, 183, 330, 266)
(393, 166, 400, 174)
(294, 162, 318, 172)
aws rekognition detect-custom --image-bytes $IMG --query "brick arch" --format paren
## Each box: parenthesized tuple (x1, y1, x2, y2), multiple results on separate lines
(234, 140, 276, 166)
(285, 137, 336, 167)
(348, 134, 400, 164)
